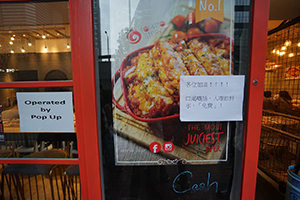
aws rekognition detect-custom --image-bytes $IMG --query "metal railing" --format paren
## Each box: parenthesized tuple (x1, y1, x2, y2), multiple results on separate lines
(259, 109, 300, 182)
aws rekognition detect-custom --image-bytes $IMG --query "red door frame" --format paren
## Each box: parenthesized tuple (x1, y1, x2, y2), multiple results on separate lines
(0, 0, 102, 199)
(240, 0, 270, 199)
(0, 0, 269, 199)
(69, 0, 102, 198)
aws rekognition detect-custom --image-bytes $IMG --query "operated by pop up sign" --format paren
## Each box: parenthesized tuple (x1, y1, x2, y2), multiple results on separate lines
(17, 92, 74, 132)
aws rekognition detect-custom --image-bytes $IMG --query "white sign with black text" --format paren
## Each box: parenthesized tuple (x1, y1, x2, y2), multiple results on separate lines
(180, 76, 245, 122)
(17, 92, 74, 132)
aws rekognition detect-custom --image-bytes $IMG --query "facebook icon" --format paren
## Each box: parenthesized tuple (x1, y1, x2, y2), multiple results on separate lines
(149, 142, 161, 153)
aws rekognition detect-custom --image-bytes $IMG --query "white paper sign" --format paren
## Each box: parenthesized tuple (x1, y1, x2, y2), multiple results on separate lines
(17, 92, 74, 132)
(180, 76, 245, 122)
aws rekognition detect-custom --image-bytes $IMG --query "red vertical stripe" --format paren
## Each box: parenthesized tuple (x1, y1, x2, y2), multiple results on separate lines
(69, 0, 102, 199)
(241, 0, 270, 199)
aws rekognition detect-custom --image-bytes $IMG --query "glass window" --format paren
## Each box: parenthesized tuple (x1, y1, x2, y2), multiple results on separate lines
(0, 2, 72, 82)
(0, 88, 77, 159)
(0, 1, 78, 199)
(1, 164, 80, 198)
(260, 19, 300, 186)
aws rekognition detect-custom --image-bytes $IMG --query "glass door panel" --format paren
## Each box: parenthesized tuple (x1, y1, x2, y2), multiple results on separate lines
(97, 0, 252, 199)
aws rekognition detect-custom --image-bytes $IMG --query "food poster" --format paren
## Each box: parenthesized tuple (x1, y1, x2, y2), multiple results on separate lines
(111, 0, 234, 165)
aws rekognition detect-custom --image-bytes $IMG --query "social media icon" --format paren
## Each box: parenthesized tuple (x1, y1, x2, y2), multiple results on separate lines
(163, 142, 174, 153)
(149, 142, 161, 153)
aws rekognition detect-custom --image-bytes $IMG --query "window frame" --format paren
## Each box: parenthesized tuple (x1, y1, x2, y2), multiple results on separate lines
(240, 0, 270, 199)
(0, 0, 102, 199)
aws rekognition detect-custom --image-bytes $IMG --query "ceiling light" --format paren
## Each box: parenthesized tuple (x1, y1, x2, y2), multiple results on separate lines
(28, 40, 32, 46)
(42, 35, 46, 39)
(298, 43, 300, 47)
(13, 35, 15, 37)
(272, 49, 276, 53)
(276, 50, 280, 54)
(57, 33, 60, 35)
(10, 48, 14, 53)
(281, 46, 286, 50)
(67, 43, 70, 48)
(279, 52, 285, 56)
(47, 34, 49, 36)
(23, 34, 26, 37)
(11, 37, 14, 41)
(37, 34, 39, 36)
(289, 53, 294, 57)
(21, 47, 25, 53)
(285, 40, 291, 46)
(44, 46, 48, 51)
(9, 41, 13, 45)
